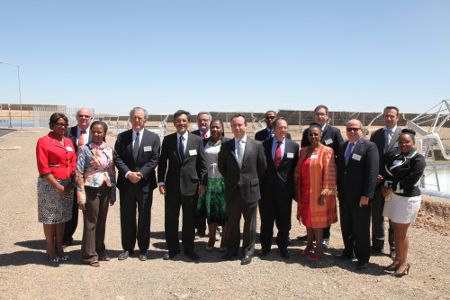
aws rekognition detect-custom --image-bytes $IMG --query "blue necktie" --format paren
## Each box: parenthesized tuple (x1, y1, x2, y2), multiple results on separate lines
(344, 143, 354, 165)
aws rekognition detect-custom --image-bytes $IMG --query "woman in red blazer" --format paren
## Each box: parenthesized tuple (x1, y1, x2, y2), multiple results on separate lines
(36, 112, 77, 263)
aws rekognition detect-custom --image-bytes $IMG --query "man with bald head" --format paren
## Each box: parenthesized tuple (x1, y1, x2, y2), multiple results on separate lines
(63, 107, 93, 246)
(336, 119, 379, 270)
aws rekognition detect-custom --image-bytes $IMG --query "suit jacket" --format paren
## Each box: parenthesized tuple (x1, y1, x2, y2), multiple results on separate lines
(255, 128, 292, 142)
(370, 127, 402, 176)
(157, 132, 207, 196)
(261, 138, 299, 199)
(114, 129, 160, 193)
(218, 137, 267, 204)
(336, 138, 379, 204)
(301, 124, 344, 158)
(66, 126, 82, 153)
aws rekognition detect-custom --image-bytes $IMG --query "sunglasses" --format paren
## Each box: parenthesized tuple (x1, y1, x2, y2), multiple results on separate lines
(266, 116, 275, 120)
(346, 127, 360, 132)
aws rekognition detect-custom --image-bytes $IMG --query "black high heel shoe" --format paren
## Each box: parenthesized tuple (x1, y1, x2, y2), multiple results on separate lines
(394, 263, 410, 277)
(384, 261, 399, 272)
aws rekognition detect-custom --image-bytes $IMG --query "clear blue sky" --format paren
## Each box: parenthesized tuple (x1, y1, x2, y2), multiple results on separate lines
(1, 0, 449, 116)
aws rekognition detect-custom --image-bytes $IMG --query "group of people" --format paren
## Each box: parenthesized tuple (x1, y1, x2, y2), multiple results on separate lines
(35, 105, 426, 277)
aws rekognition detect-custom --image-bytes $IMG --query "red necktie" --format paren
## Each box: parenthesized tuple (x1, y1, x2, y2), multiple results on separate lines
(274, 141, 282, 168)
(202, 132, 207, 139)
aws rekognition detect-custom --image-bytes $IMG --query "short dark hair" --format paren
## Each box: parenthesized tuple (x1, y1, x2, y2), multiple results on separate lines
(230, 113, 247, 126)
(314, 105, 329, 114)
(273, 117, 288, 128)
(265, 110, 277, 118)
(49, 112, 68, 129)
(401, 128, 416, 142)
(210, 119, 224, 129)
(384, 106, 400, 115)
(174, 110, 191, 121)
(90, 121, 108, 141)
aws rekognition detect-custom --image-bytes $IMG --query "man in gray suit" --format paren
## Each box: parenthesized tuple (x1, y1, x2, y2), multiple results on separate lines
(218, 114, 267, 265)
(370, 106, 402, 257)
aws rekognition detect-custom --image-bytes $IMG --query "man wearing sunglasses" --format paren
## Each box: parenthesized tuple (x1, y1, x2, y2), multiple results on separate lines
(63, 107, 93, 247)
(255, 110, 291, 141)
(336, 119, 379, 270)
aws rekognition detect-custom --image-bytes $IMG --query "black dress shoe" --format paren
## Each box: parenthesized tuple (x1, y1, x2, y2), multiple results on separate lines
(280, 248, 290, 259)
(139, 251, 148, 261)
(334, 252, 354, 260)
(163, 252, 178, 260)
(118, 250, 132, 260)
(356, 262, 369, 270)
(62, 238, 73, 248)
(185, 252, 200, 261)
(371, 246, 383, 255)
(258, 249, 270, 257)
(196, 230, 206, 238)
(241, 255, 252, 265)
(98, 255, 110, 262)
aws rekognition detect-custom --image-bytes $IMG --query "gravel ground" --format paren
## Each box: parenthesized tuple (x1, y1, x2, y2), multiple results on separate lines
(0, 129, 449, 300)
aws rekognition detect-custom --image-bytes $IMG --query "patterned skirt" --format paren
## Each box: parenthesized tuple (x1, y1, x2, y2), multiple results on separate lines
(37, 177, 73, 224)
(197, 177, 227, 226)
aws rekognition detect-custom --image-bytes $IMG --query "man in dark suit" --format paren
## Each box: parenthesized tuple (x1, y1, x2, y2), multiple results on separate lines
(255, 110, 292, 141)
(218, 114, 267, 265)
(158, 110, 208, 261)
(299, 104, 344, 248)
(114, 107, 160, 261)
(191, 111, 211, 237)
(63, 107, 92, 246)
(370, 106, 401, 257)
(336, 119, 379, 269)
(259, 117, 299, 259)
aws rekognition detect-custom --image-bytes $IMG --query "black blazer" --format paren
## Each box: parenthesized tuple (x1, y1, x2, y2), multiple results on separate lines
(218, 137, 267, 204)
(255, 128, 292, 142)
(157, 132, 207, 196)
(370, 127, 402, 176)
(66, 126, 81, 152)
(337, 138, 379, 204)
(383, 149, 426, 197)
(114, 129, 160, 192)
(261, 138, 299, 199)
(301, 124, 343, 159)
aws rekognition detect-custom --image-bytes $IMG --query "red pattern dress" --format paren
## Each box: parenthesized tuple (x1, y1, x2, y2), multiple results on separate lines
(295, 145, 337, 228)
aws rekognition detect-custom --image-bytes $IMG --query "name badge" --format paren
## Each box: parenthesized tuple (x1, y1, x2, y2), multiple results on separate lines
(325, 138, 333, 145)
(310, 154, 318, 160)
(287, 152, 294, 159)
(352, 153, 362, 161)
(144, 146, 152, 152)
(66, 146, 73, 152)
(189, 149, 197, 156)
(393, 141, 399, 148)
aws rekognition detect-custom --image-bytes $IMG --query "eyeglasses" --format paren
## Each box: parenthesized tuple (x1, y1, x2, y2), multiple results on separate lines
(55, 123, 68, 127)
(77, 115, 91, 119)
(346, 127, 360, 132)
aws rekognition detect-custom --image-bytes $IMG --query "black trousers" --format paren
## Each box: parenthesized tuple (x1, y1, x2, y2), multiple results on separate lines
(63, 191, 79, 244)
(259, 195, 292, 251)
(371, 188, 395, 250)
(164, 192, 196, 255)
(226, 190, 257, 257)
(119, 185, 153, 253)
(339, 200, 371, 264)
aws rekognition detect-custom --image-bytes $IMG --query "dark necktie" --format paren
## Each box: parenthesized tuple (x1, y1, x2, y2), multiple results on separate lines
(344, 142, 354, 165)
(274, 141, 282, 168)
(179, 135, 185, 160)
(133, 132, 140, 161)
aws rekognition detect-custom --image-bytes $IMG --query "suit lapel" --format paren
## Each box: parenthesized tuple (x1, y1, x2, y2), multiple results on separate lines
(388, 127, 402, 150)
(230, 139, 240, 168)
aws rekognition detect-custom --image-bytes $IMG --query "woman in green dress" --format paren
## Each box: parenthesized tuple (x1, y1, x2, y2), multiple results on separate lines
(197, 119, 229, 250)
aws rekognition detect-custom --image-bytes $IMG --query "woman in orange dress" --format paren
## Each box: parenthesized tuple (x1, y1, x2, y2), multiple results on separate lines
(295, 123, 337, 260)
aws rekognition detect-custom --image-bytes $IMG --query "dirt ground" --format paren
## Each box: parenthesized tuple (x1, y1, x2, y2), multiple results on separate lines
(0, 129, 449, 300)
